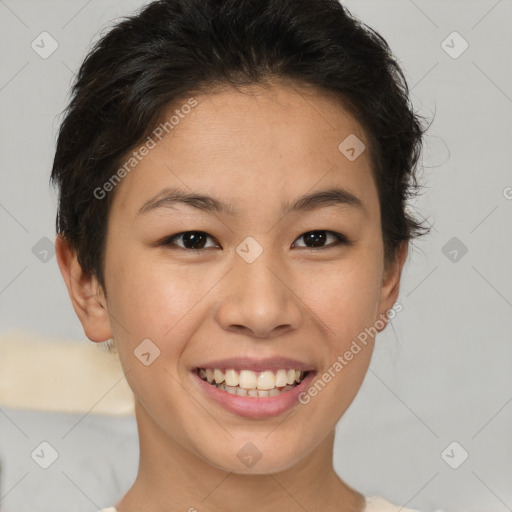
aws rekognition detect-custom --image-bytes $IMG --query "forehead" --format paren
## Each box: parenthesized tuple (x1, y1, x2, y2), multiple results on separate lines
(111, 82, 378, 221)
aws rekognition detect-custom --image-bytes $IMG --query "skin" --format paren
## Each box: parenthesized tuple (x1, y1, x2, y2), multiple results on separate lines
(56, 80, 407, 512)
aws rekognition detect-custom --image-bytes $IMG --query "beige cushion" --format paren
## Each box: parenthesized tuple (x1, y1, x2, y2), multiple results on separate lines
(0, 329, 134, 415)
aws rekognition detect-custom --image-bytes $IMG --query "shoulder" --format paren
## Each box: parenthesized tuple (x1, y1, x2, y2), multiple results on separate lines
(365, 496, 445, 512)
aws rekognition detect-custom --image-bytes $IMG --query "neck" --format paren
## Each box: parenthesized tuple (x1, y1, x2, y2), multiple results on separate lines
(116, 400, 366, 512)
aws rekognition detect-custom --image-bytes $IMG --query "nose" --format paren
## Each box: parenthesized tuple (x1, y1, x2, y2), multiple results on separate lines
(214, 248, 302, 339)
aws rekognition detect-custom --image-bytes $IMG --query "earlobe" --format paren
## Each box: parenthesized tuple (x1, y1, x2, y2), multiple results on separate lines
(55, 235, 113, 342)
(376, 241, 408, 332)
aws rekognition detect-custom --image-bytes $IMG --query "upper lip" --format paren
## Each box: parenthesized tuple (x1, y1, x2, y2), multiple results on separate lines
(195, 357, 316, 373)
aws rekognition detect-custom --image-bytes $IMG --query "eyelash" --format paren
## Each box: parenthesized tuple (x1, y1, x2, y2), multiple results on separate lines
(160, 230, 351, 252)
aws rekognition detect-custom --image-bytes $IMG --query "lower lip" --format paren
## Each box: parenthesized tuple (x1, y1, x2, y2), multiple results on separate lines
(192, 370, 316, 419)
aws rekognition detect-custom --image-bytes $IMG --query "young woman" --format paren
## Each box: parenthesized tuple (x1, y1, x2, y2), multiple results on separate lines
(51, 0, 434, 510)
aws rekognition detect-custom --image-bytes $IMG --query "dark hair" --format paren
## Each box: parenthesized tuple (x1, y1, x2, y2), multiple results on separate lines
(51, 0, 431, 292)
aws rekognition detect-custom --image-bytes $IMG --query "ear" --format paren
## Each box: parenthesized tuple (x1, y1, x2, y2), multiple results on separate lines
(55, 235, 113, 342)
(376, 241, 408, 332)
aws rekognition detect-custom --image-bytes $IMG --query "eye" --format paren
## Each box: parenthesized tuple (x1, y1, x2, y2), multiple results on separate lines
(161, 231, 219, 250)
(292, 230, 350, 250)
(161, 230, 351, 251)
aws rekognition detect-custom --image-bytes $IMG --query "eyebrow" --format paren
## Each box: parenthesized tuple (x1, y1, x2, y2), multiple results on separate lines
(137, 186, 366, 218)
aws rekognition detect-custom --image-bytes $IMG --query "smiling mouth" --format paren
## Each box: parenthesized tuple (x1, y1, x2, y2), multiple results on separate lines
(196, 367, 309, 398)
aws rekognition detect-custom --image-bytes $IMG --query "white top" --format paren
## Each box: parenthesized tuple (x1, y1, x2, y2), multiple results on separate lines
(100, 496, 442, 511)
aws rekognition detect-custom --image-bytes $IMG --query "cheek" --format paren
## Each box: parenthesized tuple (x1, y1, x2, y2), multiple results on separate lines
(106, 242, 166, 324)
(307, 255, 382, 343)
(299, 262, 380, 420)
(104, 255, 201, 407)
(105, 249, 211, 358)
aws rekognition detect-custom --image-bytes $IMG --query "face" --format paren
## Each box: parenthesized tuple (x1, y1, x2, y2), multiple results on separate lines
(70, 81, 405, 475)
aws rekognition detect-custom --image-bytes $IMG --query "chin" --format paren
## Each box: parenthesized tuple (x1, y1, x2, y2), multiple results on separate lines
(200, 439, 309, 476)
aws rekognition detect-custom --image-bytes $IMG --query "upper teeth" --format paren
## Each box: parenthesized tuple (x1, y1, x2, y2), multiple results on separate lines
(199, 368, 305, 390)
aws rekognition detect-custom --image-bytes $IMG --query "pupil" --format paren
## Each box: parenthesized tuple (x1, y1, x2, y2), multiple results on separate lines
(304, 231, 326, 247)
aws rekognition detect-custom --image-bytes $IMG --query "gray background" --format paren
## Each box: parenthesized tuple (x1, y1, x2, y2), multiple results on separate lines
(0, 0, 511, 511)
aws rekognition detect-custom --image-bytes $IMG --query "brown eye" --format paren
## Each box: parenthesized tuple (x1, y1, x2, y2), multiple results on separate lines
(292, 230, 349, 249)
(162, 231, 218, 250)
(161, 230, 350, 252)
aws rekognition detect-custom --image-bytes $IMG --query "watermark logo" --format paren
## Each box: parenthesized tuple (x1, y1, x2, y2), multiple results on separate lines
(441, 441, 469, 469)
(442, 236, 468, 263)
(134, 338, 161, 366)
(338, 134, 366, 161)
(32, 236, 55, 263)
(31, 31, 58, 59)
(237, 442, 263, 468)
(441, 31, 469, 60)
(236, 236, 263, 264)
(31, 441, 59, 469)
